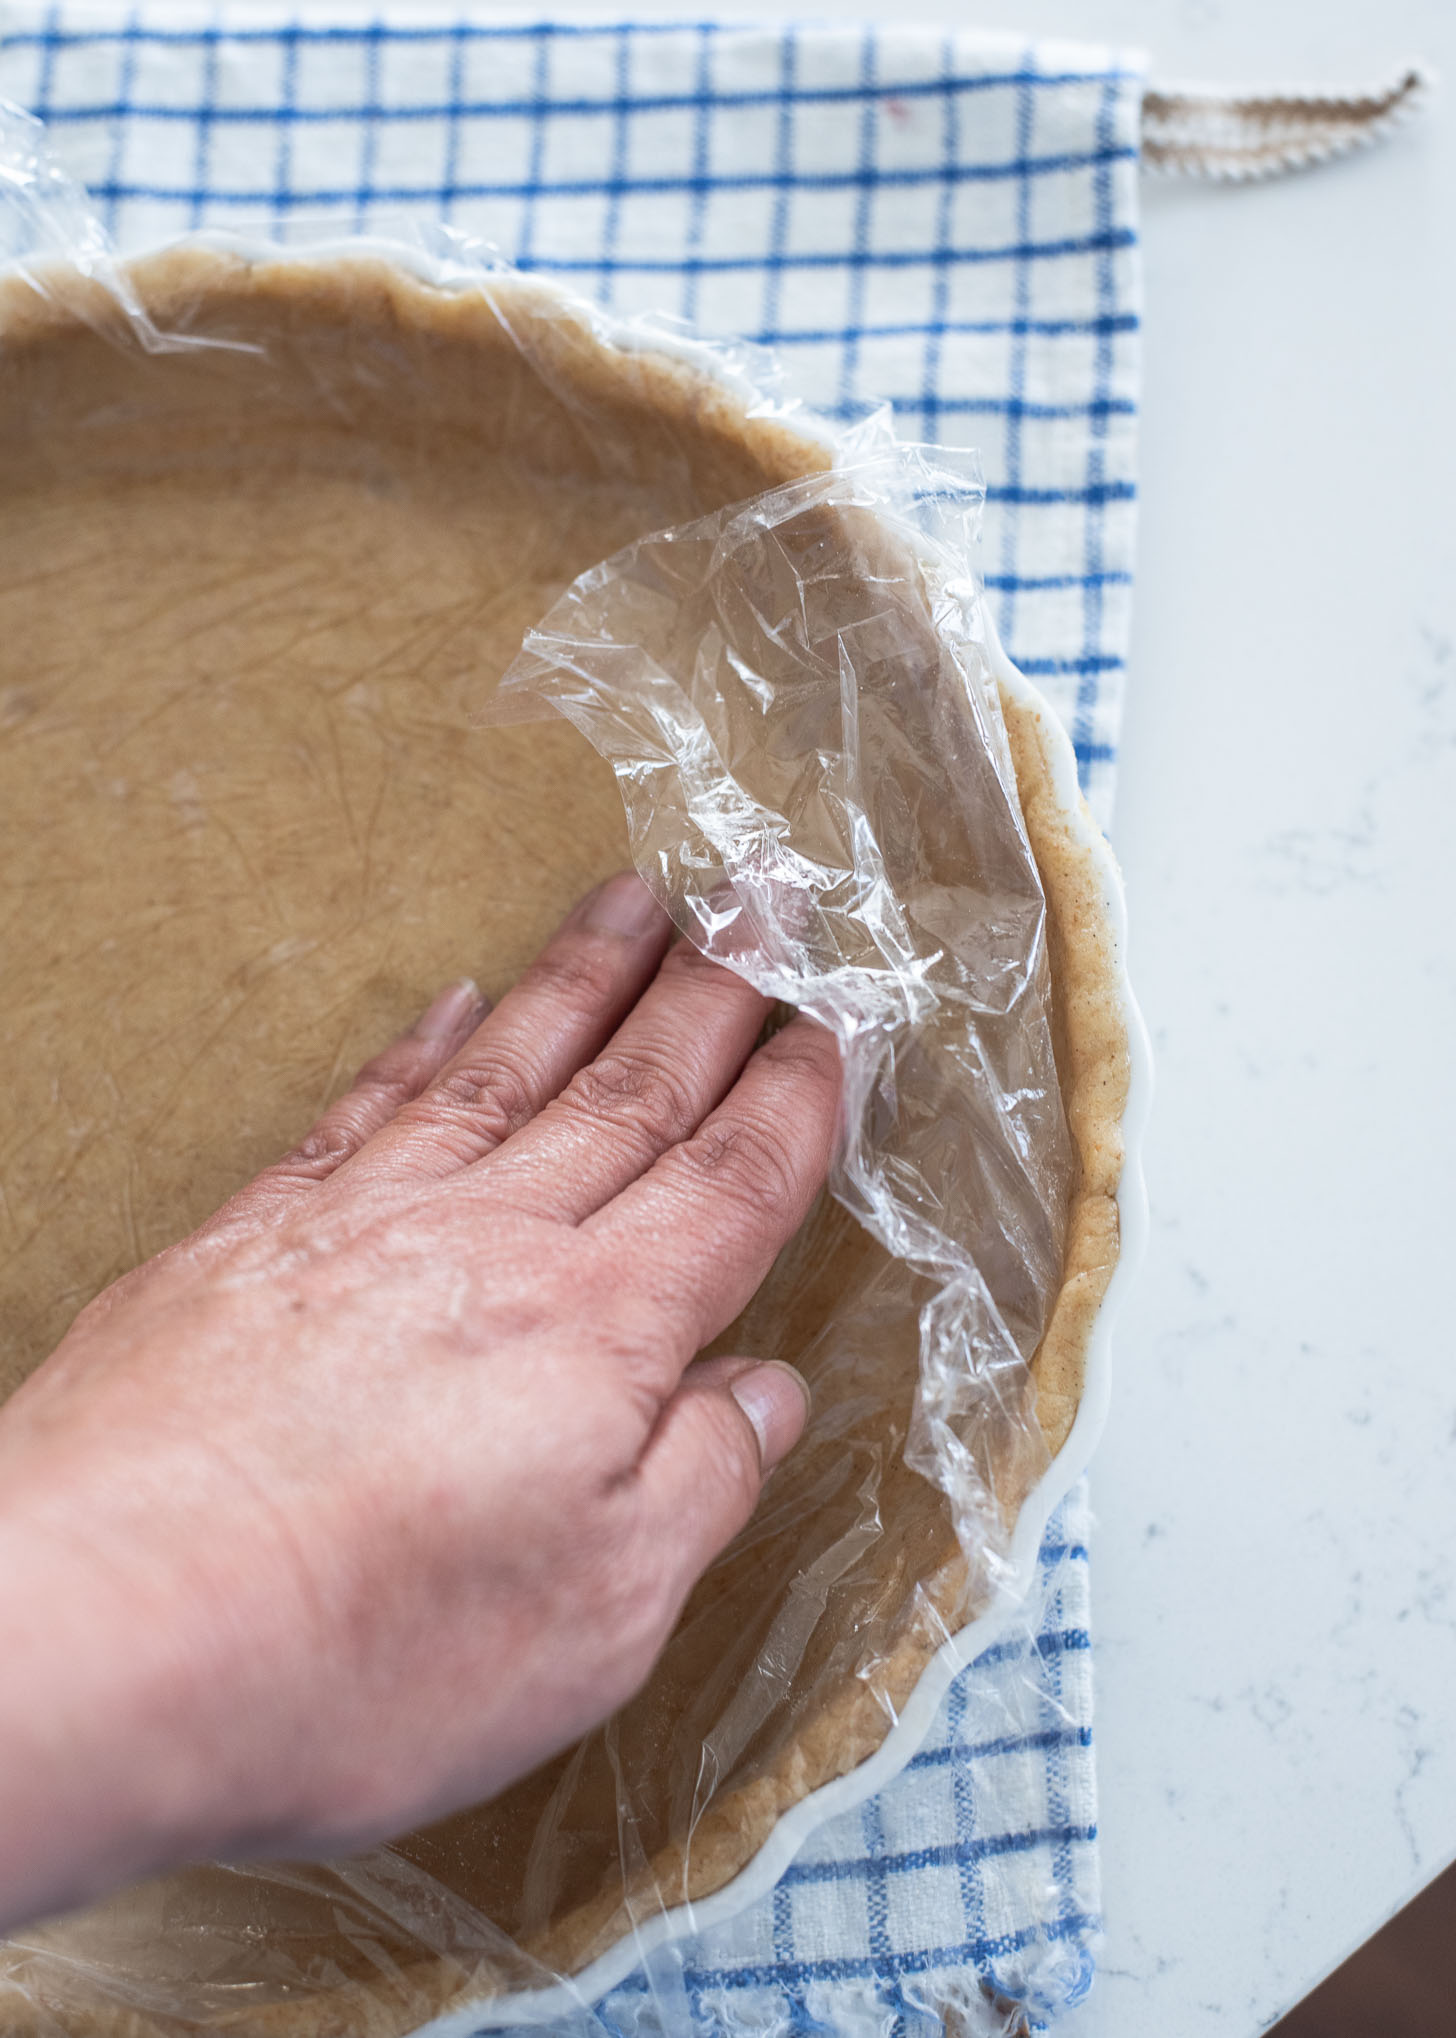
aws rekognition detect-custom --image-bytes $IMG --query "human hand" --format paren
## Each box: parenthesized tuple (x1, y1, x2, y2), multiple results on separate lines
(0, 872, 840, 1933)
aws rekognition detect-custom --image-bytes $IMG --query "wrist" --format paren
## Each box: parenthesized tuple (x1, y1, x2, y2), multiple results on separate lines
(0, 1435, 298, 1933)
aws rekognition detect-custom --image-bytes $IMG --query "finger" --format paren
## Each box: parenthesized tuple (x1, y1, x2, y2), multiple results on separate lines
(589, 1015, 842, 1353)
(478, 939, 774, 1221)
(344, 872, 673, 1184)
(627, 1357, 811, 1609)
(188, 979, 488, 1251)
(88, 979, 485, 1301)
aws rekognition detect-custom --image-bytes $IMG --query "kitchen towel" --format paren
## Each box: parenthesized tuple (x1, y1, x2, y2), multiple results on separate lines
(0, 12, 1144, 2032)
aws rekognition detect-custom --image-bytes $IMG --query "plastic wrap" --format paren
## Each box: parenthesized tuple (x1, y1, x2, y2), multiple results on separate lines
(0, 100, 1118, 2038)
(487, 433, 1070, 1564)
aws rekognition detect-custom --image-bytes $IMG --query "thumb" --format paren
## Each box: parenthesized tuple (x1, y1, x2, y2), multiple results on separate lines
(632, 1356, 811, 1606)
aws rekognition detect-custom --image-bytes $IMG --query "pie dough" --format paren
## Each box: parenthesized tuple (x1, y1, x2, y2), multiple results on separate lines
(0, 250, 1129, 2035)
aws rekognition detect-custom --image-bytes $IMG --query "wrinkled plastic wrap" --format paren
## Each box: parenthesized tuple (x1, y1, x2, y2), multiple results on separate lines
(0, 100, 1092, 2038)
(488, 438, 1070, 1555)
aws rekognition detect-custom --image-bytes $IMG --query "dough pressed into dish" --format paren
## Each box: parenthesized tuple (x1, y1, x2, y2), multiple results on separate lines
(0, 249, 1130, 2036)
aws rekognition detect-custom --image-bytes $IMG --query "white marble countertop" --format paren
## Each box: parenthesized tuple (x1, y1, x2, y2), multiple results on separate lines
(995, 2, 1456, 2032)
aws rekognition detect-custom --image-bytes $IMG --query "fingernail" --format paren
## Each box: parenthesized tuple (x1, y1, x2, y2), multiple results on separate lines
(581, 870, 666, 939)
(729, 1361, 812, 1472)
(412, 978, 485, 1041)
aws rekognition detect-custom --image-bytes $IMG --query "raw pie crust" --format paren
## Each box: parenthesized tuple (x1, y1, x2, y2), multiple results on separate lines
(0, 250, 1129, 2037)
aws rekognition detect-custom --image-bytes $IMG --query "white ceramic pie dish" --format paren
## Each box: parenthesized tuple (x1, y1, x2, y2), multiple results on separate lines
(0, 228, 1150, 2035)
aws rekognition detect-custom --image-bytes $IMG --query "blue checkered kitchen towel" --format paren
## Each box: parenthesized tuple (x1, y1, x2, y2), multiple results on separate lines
(0, 13, 1144, 2034)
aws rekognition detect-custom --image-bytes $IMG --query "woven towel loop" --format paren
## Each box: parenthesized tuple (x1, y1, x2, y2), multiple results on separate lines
(1141, 62, 1434, 181)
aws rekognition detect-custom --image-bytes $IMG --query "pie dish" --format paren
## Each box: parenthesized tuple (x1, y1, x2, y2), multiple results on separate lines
(0, 241, 1144, 2036)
